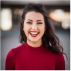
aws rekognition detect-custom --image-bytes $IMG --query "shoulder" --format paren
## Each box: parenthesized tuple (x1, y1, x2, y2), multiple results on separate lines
(5, 44, 26, 70)
(56, 53, 65, 62)
(56, 54, 65, 67)
(53, 52, 65, 63)
(12, 44, 23, 53)
(46, 50, 65, 61)
(47, 50, 65, 60)
(55, 51, 65, 61)
(6, 43, 26, 58)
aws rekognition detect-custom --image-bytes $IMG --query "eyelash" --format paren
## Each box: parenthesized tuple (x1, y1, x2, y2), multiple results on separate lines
(27, 22, 42, 24)
(27, 22, 32, 24)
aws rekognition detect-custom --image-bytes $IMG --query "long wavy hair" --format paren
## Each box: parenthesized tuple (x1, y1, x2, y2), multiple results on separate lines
(20, 3, 67, 58)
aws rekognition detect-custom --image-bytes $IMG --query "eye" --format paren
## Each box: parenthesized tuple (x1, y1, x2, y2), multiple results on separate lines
(27, 22, 32, 24)
(37, 22, 42, 24)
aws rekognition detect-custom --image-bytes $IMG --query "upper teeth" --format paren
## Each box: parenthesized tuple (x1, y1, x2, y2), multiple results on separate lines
(30, 32, 38, 35)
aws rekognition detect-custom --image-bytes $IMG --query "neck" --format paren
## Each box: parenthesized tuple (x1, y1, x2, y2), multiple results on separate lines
(27, 39, 42, 47)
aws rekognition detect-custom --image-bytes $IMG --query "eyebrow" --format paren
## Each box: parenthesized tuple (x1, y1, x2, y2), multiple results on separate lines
(27, 19, 42, 21)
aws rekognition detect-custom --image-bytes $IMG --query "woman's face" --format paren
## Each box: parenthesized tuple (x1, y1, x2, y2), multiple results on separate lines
(23, 11, 45, 43)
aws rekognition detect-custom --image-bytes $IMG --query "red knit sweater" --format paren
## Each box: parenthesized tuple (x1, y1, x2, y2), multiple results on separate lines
(5, 43, 65, 70)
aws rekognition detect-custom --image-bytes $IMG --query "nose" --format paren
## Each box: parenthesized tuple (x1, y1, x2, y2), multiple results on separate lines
(32, 24, 37, 30)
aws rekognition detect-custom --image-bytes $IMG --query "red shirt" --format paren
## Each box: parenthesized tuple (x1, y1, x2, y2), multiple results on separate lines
(5, 43, 65, 70)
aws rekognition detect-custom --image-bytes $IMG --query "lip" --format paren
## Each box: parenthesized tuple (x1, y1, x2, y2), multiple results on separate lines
(30, 34, 38, 37)
(30, 33, 38, 37)
(30, 31, 39, 33)
(29, 31, 39, 37)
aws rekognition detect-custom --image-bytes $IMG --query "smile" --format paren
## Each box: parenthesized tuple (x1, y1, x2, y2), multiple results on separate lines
(29, 31, 39, 37)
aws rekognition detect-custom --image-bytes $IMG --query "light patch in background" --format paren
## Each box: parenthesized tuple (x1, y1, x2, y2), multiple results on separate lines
(49, 9, 65, 22)
(1, 8, 12, 31)
(62, 21, 70, 29)
(49, 9, 70, 29)
(13, 8, 23, 15)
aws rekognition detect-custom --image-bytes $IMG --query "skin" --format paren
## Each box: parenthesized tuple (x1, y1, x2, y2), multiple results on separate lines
(23, 11, 45, 47)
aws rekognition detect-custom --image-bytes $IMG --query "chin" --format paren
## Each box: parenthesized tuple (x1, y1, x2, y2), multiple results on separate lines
(29, 38, 40, 42)
(30, 40, 38, 42)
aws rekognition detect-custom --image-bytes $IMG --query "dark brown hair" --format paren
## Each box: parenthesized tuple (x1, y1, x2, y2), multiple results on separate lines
(20, 3, 67, 58)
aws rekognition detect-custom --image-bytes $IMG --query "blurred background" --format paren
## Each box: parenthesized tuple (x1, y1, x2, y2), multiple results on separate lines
(1, 0, 70, 70)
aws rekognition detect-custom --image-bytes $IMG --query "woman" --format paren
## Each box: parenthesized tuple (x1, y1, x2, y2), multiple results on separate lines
(5, 3, 66, 70)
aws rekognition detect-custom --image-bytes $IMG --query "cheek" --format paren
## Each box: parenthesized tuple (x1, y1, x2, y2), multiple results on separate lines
(23, 23, 29, 30)
(23, 24, 31, 34)
(38, 26, 45, 36)
(39, 25, 45, 31)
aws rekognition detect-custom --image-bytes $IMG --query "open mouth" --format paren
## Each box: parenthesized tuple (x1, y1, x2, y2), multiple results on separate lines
(29, 31, 39, 37)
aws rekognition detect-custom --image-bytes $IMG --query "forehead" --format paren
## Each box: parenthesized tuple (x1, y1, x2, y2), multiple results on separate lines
(25, 11, 44, 21)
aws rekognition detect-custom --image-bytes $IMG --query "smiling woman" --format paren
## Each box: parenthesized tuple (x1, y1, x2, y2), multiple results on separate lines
(23, 12, 45, 47)
(5, 3, 67, 70)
